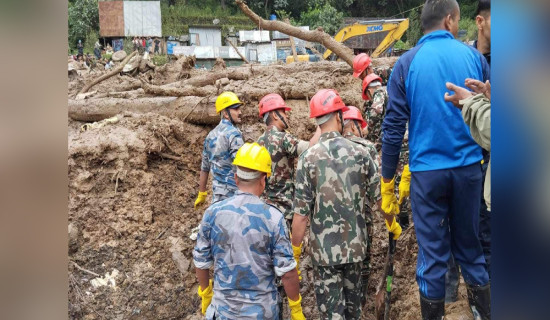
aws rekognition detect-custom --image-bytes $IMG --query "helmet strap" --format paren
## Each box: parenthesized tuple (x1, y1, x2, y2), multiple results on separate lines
(338, 110, 344, 133)
(354, 120, 363, 138)
(274, 109, 289, 130)
(225, 108, 235, 124)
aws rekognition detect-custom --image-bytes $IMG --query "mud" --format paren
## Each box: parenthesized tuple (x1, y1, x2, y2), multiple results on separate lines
(68, 58, 473, 319)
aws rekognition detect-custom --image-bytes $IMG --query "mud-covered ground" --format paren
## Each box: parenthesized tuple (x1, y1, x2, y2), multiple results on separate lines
(68, 59, 473, 319)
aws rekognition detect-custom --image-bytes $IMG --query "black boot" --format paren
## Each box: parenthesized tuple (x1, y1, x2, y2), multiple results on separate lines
(420, 294, 445, 320)
(466, 283, 491, 320)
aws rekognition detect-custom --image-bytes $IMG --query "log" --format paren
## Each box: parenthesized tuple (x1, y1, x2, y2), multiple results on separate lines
(68, 97, 220, 125)
(78, 51, 138, 94)
(141, 79, 216, 97)
(227, 39, 249, 64)
(235, 0, 354, 67)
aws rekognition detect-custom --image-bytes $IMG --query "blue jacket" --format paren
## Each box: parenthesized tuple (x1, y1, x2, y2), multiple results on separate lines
(381, 30, 490, 178)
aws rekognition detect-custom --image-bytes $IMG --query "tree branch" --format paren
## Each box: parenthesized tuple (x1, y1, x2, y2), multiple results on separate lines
(235, 0, 354, 67)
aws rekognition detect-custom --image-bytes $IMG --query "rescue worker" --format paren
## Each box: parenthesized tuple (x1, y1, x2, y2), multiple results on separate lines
(352, 53, 373, 80)
(193, 142, 305, 320)
(194, 92, 244, 208)
(342, 106, 379, 307)
(291, 89, 395, 319)
(257, 93, 321, 224)
(362, 73, 387, 150)
(446, 0, 492, 304)
(380, 1, 490, 319)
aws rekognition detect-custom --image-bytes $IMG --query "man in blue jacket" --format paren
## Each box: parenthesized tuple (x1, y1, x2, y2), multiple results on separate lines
(380, 1, 490, 319)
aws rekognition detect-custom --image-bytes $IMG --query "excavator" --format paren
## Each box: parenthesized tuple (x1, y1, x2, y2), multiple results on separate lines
(286, 18, 409, 63)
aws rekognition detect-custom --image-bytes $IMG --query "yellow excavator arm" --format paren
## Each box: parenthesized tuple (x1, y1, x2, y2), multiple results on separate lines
(323, 18, 409, 60)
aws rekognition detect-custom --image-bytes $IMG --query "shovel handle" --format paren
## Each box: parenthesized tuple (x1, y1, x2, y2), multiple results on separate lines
(388, 232, 396, 255)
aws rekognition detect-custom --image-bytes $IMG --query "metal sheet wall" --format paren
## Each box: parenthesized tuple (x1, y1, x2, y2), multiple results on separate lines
(189, 27, 222, 47)
(123, 1, 162, 37)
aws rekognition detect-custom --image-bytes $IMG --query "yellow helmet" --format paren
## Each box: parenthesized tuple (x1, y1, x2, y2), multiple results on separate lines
(232, 142, 272, 177)
(215, 91, 242, 113)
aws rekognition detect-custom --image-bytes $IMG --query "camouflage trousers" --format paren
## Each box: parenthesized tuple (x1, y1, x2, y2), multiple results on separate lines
(313, 262, 363, 320)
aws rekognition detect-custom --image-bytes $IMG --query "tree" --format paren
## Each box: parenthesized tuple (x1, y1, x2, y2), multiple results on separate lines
(246, 0, 289, 18)
(68, 0, 99, 51)
(405, 7, 422, 46)
(299, 2, 343, 35)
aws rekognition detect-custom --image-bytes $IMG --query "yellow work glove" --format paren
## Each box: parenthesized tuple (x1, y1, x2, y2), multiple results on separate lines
(194, 191, 208, 209)
(197, 279, 213, 315)
(398, 165, 411, 204)
(381, 178, 400, 215)
(292, 244, 302, 280)
(385, 217, 402, 240)
(288, 294, 306, 320)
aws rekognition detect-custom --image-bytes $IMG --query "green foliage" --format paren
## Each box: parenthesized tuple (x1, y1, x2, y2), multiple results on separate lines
(102, 53, 113, 61)
(152, 55, 169, 66)
(161, 2, 255, 36)
(299, 3, 343, 35)
(459, 18, 478, 41)
(394, 39, 411, 50)
(459, 1, 478, 20)
(123, 37, 135, 55)
(84, 29, 99, 54)
(405, 7, 422, 46)
(68, 0, 99, 51)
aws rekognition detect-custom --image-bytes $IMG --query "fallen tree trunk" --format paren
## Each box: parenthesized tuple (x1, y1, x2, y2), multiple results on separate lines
(235, 0, 354, 67)
(68, 97, 220, 125)
(141, 79, 216, 97)
(78, 51, 138, 95)
(159, 69, 250, 89)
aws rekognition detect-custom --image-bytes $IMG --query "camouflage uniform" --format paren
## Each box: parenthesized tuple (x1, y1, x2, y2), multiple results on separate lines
(364, 87, 388, 152)
(257, 126, 309, 220)
(343, 131, 380, 305)
(373, 66, 393, 86)
(201, 119, 244, 203)
(293, 131, 380, 319)
(193, 190, 296, 320)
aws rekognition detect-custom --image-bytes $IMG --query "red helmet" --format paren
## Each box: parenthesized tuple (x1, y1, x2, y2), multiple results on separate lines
(259, 93, 291, 118)
(352, 53, 372, 78)
(362, 74, 383, 101)
(310, 89, 349, 118)
(343, 106, 367, 129)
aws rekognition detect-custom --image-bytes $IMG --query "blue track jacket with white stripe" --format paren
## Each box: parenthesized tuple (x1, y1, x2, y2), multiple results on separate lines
(381, 30, 490, 179)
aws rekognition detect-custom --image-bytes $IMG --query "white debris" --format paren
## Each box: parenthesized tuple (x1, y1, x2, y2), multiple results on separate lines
(90, 269, 120, 289)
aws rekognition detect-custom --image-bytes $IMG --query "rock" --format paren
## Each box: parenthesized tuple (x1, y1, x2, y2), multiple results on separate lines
(168, 236, 190, 275)
(112, 50, 127, 62)
(68, 222, 79, 254)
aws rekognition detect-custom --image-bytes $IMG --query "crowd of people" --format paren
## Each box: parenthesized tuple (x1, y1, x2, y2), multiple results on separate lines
(191, 0, 491, 319)
(71, 36, 163, 72)
(132, 36, 161, 54)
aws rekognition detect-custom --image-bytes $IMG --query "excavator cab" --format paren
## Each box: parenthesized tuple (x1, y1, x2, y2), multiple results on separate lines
(323, 18, 409, 60)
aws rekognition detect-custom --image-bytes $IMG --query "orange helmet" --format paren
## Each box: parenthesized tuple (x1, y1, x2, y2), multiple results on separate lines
(309, 89, 349, 118)
(362, 74, 383, 101)
(352, 53, 372, 78)
(343, 106, 367, 129)
(258, 93, 291, 118)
